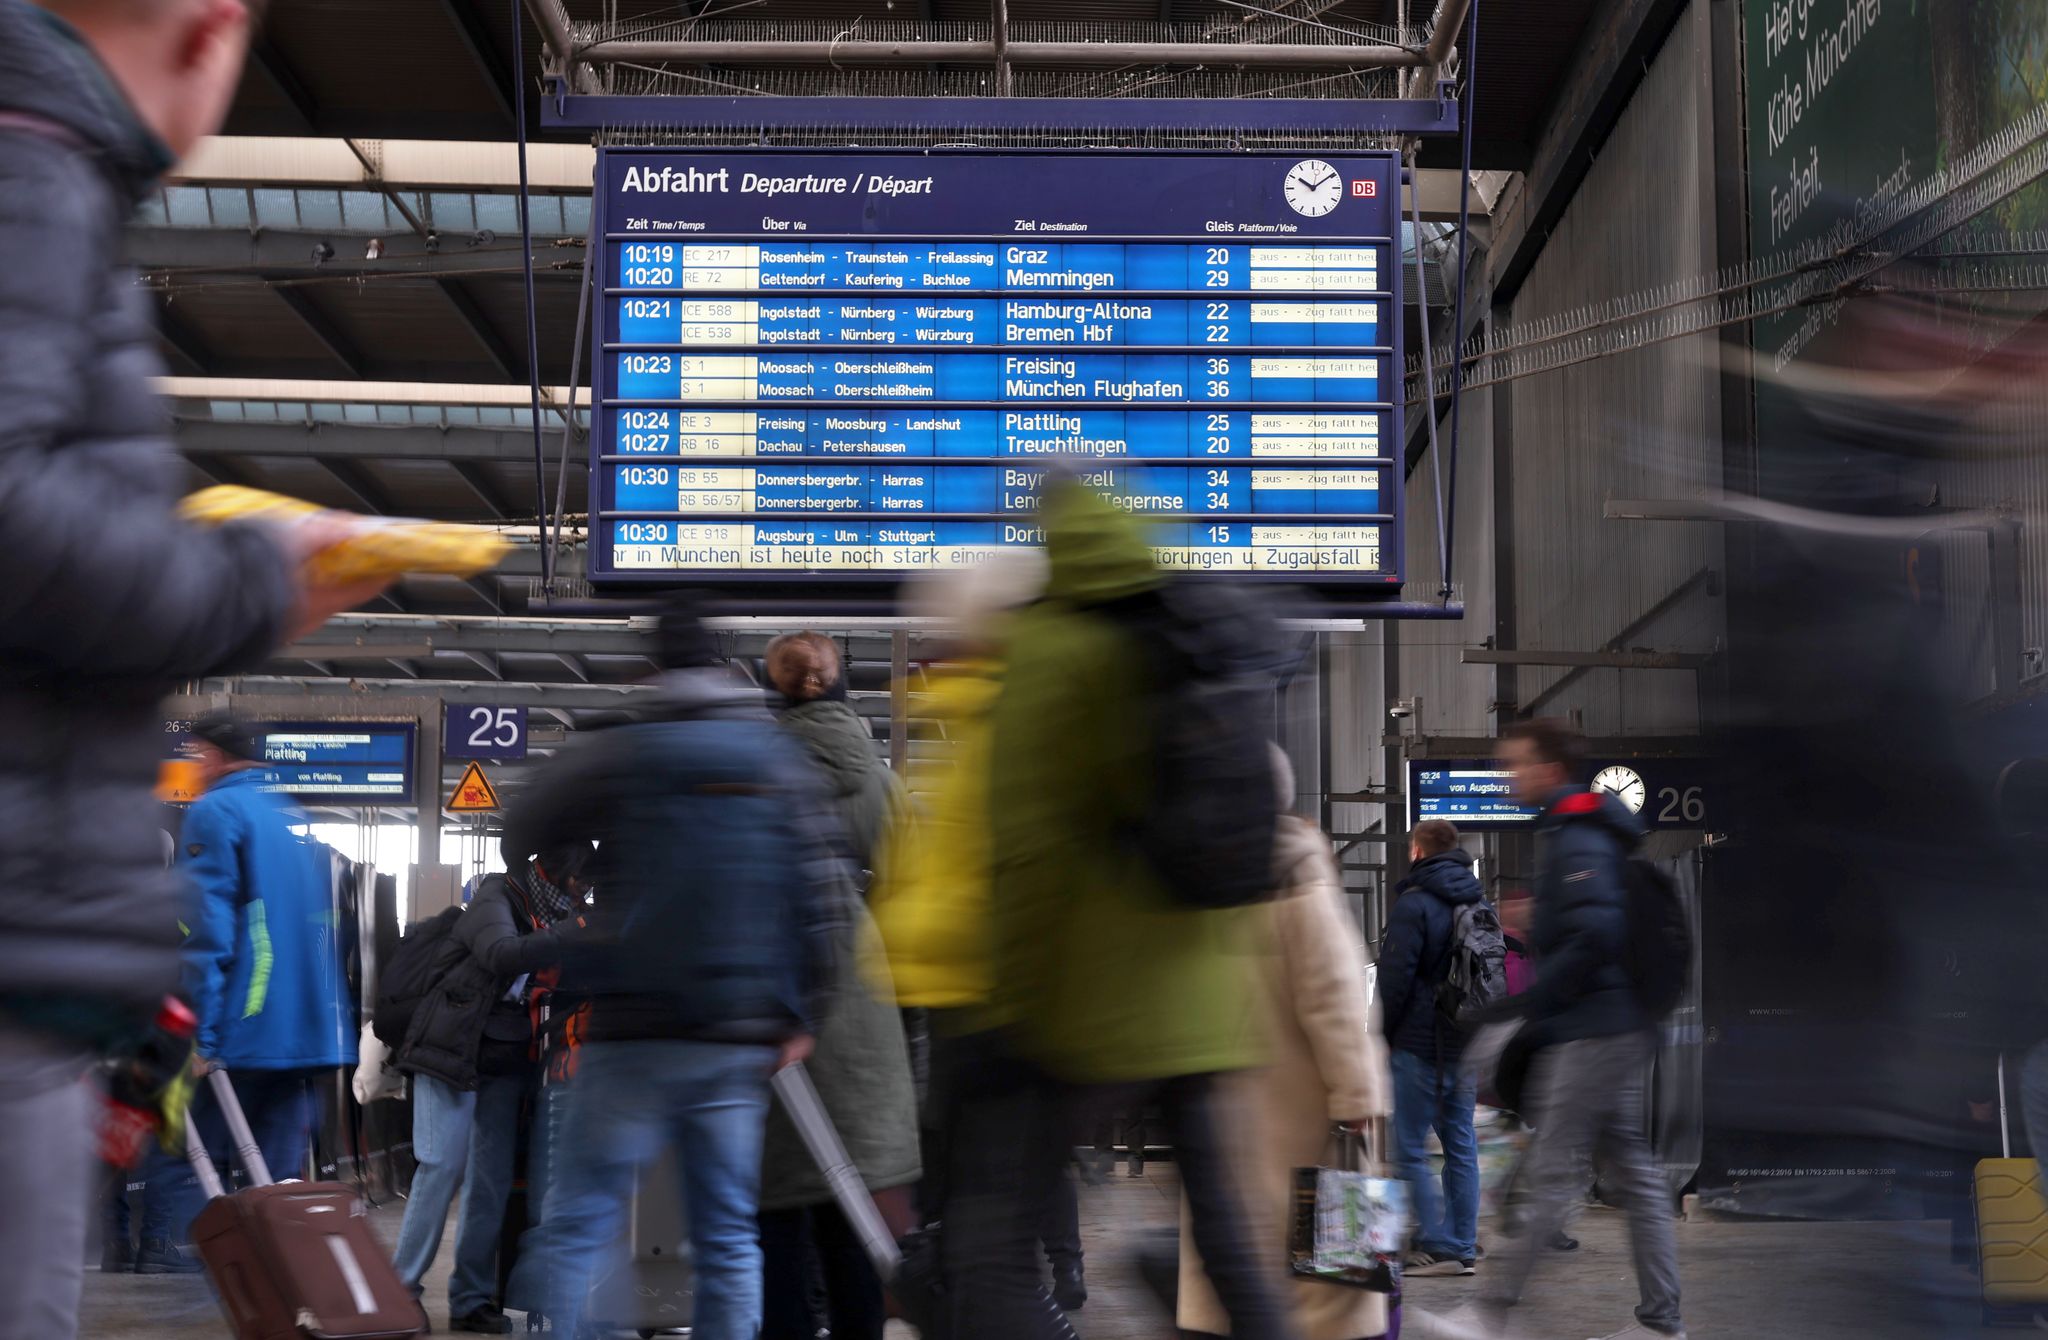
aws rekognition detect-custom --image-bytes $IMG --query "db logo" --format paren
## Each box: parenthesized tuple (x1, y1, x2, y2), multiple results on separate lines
(1350, 180, 1378, 198)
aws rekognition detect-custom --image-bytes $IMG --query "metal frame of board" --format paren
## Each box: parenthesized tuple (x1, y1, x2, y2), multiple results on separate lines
(583, 146, 1409, 605)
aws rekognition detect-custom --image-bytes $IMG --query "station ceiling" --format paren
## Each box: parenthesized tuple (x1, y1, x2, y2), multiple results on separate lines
(226, 1, 1591, 170)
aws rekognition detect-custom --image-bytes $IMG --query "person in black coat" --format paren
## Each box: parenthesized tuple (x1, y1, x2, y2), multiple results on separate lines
(0, 4, 383, 1332)
(392, 846, 592, 1334)
(1378, 820, 1486, 1275)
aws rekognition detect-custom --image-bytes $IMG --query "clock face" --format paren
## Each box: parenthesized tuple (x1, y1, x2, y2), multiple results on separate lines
(1283, 159, 1343, 217)
(1592, 765, 1648, 814)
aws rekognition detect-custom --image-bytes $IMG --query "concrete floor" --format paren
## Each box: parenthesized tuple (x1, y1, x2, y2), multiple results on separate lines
(79, 1166, 2015, 1338)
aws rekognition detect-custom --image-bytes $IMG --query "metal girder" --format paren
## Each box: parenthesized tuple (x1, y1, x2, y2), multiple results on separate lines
(316, 457, 396, 514)
(132, 228, 586, 278)
(449, 460, 515, 518)
(1461, 647, 1717, 670)
(543, 95, 1458, 136)
(1487, 0, 1689, 304)
(233, 675, 659, 710)
(289, 616, 650, 660)
(250, 40, 319, 131)
(273, 287, 367, 379)
(461, 575, 506, 614)
(1522, 567, 1717, 715)
(185, 452, 251, 486)
(155, 298, 215, 376)
(439, 0, 518, 125)
(574, 39, 1420, 68)
(434, 279, 522, 382)
(173, 418, 589, 469)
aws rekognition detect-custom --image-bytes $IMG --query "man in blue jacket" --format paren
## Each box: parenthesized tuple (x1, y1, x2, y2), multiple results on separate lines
(144, 713, 356, 1268)
(1377, 818, 1484, 1276)
(1479, 719, 1684, 1340)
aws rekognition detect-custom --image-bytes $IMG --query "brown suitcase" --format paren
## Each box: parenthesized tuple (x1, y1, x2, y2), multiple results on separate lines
(185, 1069, 427, 1340)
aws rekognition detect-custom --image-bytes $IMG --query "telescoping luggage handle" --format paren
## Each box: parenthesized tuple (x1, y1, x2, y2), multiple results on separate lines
(181, 1068, 278, 1200)
(770, 1062, 903, 1277)
(2000, 1053, 2012, 1160)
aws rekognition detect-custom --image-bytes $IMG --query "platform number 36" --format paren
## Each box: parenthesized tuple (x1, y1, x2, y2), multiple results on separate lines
(446, 705, 528, 760)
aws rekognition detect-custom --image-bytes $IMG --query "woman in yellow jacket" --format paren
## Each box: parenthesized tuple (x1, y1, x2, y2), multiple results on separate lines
(865, 553, 1087, 1337)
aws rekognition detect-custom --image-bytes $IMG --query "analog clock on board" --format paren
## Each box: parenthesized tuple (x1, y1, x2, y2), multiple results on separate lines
(1592, 764, 1648, 814)
(1283, 159, 1343, 217)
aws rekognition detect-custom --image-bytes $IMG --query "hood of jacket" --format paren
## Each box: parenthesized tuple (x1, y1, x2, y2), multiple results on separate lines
(778, 699, 883, 799)
(1272, 815, 1337, 887)
(1041, 478, 1161, 604)
(1398, 848, 1483, 907)
(0, 2, 172, 205)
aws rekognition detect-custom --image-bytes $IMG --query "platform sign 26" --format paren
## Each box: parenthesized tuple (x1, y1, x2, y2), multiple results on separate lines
(445, 705, 528, 761)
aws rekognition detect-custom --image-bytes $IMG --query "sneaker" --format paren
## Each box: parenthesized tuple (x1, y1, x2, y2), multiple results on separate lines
(1589, 1324, 1686, 1340)
(1405, 1250, 1478, 1277)
(133, 1239, 203, 1275)
(1051, 1260, 1087, 1312)
(450, 1307, 512, 1334)
(1552, 1230, 1580, 1251)
(1472, 1242, 1488, 1262)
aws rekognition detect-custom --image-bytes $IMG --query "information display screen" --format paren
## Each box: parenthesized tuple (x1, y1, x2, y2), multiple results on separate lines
(1407, 758, 1718, 833)
(259, 723, 416, 802)
(590, 151, 1405, 589)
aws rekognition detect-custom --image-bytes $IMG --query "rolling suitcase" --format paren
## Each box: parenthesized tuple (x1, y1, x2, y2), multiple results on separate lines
(1974, 1055, 2048, 1325)
(185, 1069, 428, 1340)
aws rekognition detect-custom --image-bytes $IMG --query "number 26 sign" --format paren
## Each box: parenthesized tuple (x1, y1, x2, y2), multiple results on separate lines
(445, 705, 528, 760)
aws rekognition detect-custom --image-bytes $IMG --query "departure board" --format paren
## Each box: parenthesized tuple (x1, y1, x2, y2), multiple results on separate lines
(589, 150, 1405, 591)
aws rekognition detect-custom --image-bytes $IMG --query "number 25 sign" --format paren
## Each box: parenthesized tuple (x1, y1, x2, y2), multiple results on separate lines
(445, 705, 528, 760)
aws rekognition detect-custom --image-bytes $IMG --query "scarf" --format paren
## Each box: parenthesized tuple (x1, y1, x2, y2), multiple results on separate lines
(518, 859, 574, 926)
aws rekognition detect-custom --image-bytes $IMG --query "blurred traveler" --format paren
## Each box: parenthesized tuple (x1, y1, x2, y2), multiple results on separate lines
(390, 844, 591, 1335)
(1179, 749, 1392, 1340)
(501, 602, 851, 1340)
(767, 630, 907, 878)
(989, 479, 1296, 1340)
(763, 631, 920, 1340)
(1471, 718, 1683, 1340)
(867, 553, 1085, 1334)
(148, 713, 356, 1265)
(0, 1, 377, 1332)
(1377, 819, 1484, 1277)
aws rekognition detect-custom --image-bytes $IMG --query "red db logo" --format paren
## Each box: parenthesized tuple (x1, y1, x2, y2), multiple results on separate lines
(1351, 180, 1378, 198)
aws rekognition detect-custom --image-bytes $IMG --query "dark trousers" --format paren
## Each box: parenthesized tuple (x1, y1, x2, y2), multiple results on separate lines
(148, 1067, 319, 1245)
(760, 1202, 887, 1340)
(1069, 1074, 1300, 1340)
(1037, 1164, 1082, 1271)
(928, 1027, 1078, 1340)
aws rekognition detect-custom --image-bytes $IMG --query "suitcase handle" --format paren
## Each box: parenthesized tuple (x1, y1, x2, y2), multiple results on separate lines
(185, 1068, 278, 1192)
(1999, 1053, 2011, 1160)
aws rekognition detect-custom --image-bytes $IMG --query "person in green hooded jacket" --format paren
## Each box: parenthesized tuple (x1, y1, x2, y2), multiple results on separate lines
(986, 477, 1300, 1340)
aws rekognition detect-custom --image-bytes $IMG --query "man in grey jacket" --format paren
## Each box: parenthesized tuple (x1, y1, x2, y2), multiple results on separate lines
(0, 4, 374, 1335)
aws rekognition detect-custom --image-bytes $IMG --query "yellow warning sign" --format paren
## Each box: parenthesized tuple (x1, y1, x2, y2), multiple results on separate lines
(448, 761, 501, 812)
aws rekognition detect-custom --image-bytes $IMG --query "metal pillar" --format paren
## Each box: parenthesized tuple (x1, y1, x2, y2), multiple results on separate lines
(889, 632, 910, 773)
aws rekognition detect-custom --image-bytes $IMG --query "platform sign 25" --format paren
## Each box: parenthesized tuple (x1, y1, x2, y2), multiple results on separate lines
(445, 705, 528, 760)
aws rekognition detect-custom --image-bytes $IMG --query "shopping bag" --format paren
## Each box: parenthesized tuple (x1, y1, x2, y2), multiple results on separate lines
(1288, 1124, 1409, 1292)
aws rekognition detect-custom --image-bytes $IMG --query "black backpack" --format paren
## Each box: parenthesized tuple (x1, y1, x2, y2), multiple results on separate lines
(371, 905, 464, 1047)
(1434, 900, 1509, 1030)
(1622, 853, 1691, 1021)
(1090, 580, 1283, 910)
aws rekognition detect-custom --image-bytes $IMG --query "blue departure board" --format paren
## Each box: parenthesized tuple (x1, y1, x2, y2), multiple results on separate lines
(589, 151, 1405, 590)
(259, 723, 416, 803)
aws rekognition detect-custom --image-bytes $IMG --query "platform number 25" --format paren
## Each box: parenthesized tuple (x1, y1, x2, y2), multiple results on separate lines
(463, 707, 523, 751)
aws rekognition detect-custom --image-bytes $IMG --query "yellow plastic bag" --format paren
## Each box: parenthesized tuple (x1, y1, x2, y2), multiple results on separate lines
(180, 485, 511, 584)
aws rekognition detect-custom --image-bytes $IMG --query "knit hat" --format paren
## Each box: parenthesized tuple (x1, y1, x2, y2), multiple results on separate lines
(190, 711, 263, 762)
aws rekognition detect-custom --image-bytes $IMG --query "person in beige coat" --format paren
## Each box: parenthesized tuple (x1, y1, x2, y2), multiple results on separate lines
(1179, 764, 1395, 1340)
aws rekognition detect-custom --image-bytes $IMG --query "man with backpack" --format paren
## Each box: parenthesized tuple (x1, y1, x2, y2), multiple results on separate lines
(988, 476, 1298, 1340)
(384, 845, 592, 1334)
(1378, 818, 1495, 1277)
(1464, 718, 1685, 1340)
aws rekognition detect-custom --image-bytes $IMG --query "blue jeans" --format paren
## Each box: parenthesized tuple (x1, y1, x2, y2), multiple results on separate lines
(145, 1067, 318, 1245)
(1390, 1048, 1479, 1261)
(391, 1070, 529, 1311)
(511, 1040, 776, 1340)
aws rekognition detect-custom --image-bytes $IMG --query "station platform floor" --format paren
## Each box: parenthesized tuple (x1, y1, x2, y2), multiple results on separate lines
(78, 1162, 2011, 1339)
